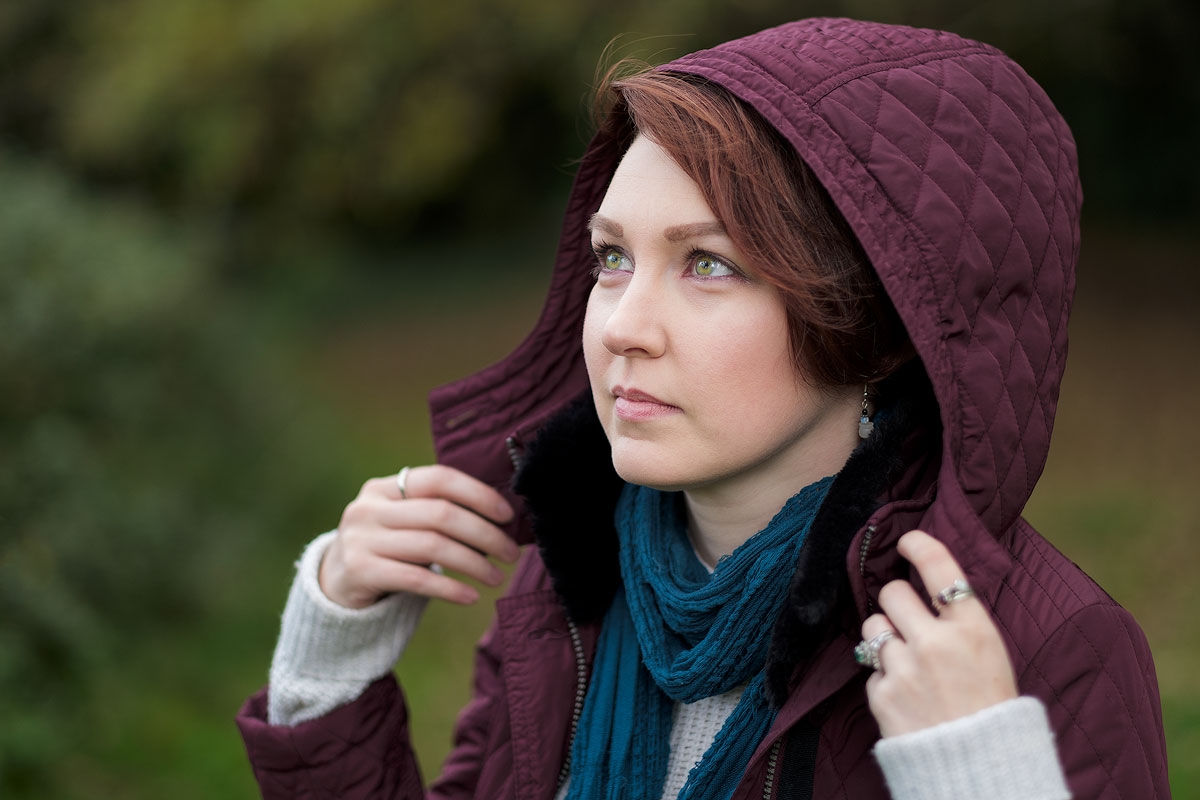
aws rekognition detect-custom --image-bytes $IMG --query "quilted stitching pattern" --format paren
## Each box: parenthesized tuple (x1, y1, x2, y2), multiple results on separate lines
(993, 522, 1169, 799)
(755, 24, 1075, 539)
(847, 54, 1072, 528)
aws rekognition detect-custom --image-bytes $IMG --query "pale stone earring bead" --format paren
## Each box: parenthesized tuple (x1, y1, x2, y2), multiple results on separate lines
(859, 384, 874, 439)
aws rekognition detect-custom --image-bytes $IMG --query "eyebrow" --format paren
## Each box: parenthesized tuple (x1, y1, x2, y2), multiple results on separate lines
(663, 221, 727, 242)
(588, 214, 727, 243)
(588, 214, 623, 237)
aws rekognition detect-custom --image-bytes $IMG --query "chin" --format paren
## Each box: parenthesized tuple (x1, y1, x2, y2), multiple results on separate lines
(609, 443, 699, 492)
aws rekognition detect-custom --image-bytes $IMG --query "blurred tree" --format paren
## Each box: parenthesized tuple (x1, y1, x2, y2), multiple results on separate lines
(0, 153, 302, 793)
(0, 0, 1194, 277)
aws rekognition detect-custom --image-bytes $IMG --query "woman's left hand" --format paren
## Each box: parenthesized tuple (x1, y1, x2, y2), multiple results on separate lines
(862, 530, 1018, 738)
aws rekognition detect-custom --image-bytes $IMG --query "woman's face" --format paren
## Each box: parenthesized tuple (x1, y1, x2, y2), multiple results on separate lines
(583, 135, 860, 498)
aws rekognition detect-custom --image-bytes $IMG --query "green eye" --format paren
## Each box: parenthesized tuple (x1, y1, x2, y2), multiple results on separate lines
(594, 247, 631, 273)
(692, 255, 733, 277)
(590, 243, 632, 278)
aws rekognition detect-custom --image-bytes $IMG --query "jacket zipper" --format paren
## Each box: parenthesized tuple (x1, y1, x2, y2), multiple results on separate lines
(505, 435, 525, 471)
(762, 738, 782, 800)
(858, 524, 878, 613)
(557, 617, 588, 790)
(509, 429, 587, 791)
(508, 430, 589, 791)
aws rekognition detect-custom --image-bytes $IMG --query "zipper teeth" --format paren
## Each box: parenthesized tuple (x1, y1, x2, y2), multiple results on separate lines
(557, 618, 588, 790)
(858, 524, 878, 612)
(505, 436, 523, 470)
(762, 739, 781, 800)
(857, 524, 877, 577)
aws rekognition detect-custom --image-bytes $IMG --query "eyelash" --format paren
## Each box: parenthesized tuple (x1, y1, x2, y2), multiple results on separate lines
(590, 240, 626, 278)
(589, 242, 744, 280)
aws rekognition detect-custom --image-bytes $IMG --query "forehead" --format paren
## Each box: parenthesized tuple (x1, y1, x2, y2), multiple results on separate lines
(594, 136, 719, 228)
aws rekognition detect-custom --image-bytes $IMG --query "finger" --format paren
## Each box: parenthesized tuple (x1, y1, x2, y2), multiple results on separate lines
(377, 465, 515, 525)
(362, 557, 485, 605)
(877, 579, 938, 641)
(367, 529, 508, 588)
(896, 530, 982, 617)
(372, 497, 519, 562)
(861, 612, 898, 641)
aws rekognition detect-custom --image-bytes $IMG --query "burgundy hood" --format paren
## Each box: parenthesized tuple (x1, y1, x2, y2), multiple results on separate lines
(429, 18, 1080, 599)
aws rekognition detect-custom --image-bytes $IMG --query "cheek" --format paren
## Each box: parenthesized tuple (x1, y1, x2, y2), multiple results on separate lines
(697, 310, 793, 384)
(685, 311, 801, 423)
(582, 299, 617, 447)
(582, 293, 609, 388)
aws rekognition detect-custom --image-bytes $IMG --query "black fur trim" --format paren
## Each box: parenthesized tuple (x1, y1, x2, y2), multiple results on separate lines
(513, 391, 624, 623)
(763, 396, 912, 704)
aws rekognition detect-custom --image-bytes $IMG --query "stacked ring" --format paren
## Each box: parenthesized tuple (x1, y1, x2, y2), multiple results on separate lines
(931, 578, 975, 612)
(854, 629, 896, 672)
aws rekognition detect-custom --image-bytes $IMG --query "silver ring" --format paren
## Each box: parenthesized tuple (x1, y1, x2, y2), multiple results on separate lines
(931, 578, 975, 612)
(396, 466, 411, 500)
(854, 629, 896, 671)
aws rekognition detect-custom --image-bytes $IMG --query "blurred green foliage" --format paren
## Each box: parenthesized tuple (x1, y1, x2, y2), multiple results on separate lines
(1, 0, 1196, 257)
(1, 0, 1196, 796)
(0, 152, 268, 790)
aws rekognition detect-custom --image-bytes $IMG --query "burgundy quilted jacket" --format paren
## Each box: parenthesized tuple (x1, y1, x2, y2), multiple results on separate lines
(238, 18, 1170, 799)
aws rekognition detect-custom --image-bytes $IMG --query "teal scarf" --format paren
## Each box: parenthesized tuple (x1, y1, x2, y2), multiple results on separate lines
(564, 477, 833, 800)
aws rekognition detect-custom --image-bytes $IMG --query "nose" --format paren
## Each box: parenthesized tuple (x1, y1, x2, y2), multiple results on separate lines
(599, 271, 666, 358)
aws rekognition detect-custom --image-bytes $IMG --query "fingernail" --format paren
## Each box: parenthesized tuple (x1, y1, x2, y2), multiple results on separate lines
(497, 500, 515, 521)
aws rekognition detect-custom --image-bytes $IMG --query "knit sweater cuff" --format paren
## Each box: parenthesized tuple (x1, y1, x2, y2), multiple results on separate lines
(874, 696, 1070, 800)
(267, 531, 428, 726)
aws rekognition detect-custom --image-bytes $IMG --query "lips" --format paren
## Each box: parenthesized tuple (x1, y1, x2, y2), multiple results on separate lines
(612, 386, 681, 421)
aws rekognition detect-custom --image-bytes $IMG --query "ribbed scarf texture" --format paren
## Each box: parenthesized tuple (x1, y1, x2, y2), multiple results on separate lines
(564, 477, 833, 800)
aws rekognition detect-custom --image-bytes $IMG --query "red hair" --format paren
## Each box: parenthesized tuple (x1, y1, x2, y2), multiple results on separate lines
(593, 67, 911, 388)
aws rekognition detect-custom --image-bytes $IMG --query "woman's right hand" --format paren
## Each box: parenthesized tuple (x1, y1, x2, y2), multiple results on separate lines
(319, 464, 520, 609)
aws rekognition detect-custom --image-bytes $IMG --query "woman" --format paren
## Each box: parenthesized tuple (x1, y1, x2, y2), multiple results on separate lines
(237, 18, 1169, 799)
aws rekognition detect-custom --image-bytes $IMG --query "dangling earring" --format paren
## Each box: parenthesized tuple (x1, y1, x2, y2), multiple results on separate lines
(858, 385, 874, 440)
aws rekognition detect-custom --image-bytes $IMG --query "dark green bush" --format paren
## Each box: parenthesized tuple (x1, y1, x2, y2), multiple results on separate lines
(0, 154, 296, 792)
